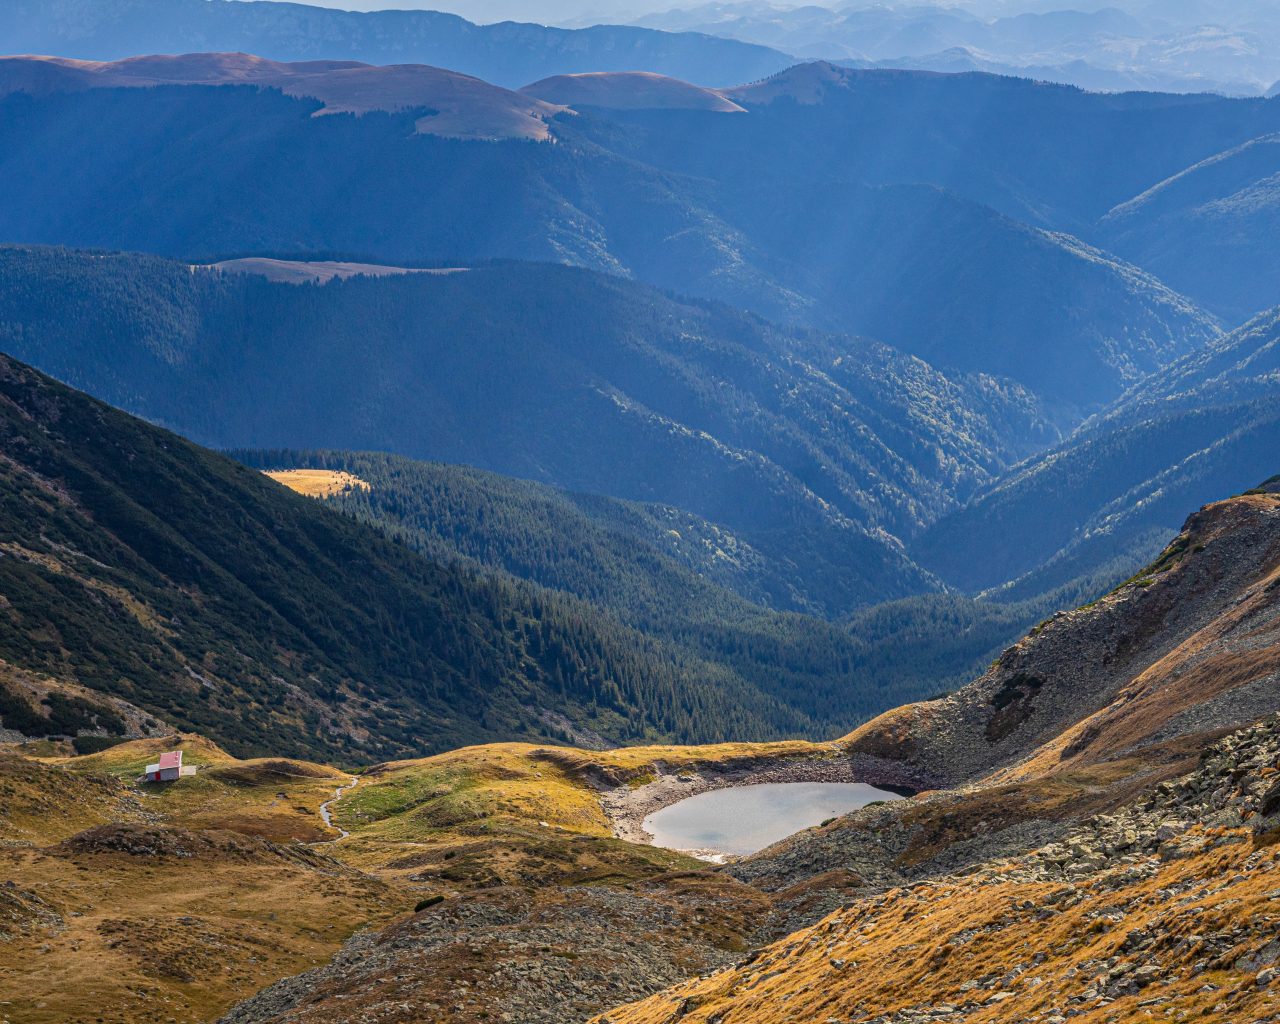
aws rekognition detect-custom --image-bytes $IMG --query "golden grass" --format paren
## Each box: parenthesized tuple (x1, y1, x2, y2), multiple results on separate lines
(337, 740, 829, 842)
(0, 741, 410, 1024)
(327, 740, 829, 881)
(574, 739, 828, 774)
(262, 468, 370, 498)
(0, 753, 142, 844)
(0, 842, 399, 1024)
(597, 830, 1280, 1024)
(341, 743, 612, 838)
(52, 733, 353, 843)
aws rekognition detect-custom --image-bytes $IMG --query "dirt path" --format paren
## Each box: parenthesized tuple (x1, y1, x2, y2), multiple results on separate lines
(317, 776, 359, 841)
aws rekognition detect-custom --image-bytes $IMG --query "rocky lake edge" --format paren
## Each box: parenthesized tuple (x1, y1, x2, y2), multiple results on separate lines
(594, 747, 917, 856)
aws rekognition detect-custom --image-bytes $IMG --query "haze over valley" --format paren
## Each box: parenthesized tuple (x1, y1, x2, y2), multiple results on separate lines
(2, 3, 1280, 1023)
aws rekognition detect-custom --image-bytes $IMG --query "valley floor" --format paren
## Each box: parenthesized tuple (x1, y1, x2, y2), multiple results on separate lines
(4, 718, 1276, 1024)
(6, 493, 1280, 1024)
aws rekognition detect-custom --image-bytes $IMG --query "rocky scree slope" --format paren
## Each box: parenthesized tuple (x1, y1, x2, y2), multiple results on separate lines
(863, 490, 1280, 788)
(219, 879, 769, 1024)
(597, 714, 1280, 1024)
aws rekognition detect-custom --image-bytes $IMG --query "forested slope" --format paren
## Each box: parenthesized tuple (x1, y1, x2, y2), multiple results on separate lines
(0, 246, 1061, 614)
(0, 76, 1224, 410)
(914, 308, 1280, 591)
(245, 449, 1117, 722)
(0, 353, 865, 760)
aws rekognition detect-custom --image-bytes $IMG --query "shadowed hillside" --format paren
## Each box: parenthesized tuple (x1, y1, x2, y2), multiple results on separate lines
(0, 246, 1067, 614)
(0, 351, 878, 760)
(914, 308, 1280, 592)
(1100, 133, 1280, 321)
(241, 449, 1124, 726)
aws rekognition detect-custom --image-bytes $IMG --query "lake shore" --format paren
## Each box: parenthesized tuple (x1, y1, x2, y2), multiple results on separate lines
(598, 751, 911, 851)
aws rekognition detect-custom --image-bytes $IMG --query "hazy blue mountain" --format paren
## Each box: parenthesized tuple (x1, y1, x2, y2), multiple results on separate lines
(913, 308, 1280, 592)
(0, 246, 1064, 614)
(0, 0, 793, 89)
(633, 2, 1143, 58)
(0, 70, 1225, 411)
(834, 51, 1252, 97)
(630, 1, 1280, 95)
(1099, 134, 1280, 322)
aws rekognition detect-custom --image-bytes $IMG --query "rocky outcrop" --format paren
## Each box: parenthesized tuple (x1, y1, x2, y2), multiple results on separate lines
(596, 716, 1280, 1024)
(844, 493, 1280, 787)
(220, 877, 771, 1024)
(60, 824, 346, 870)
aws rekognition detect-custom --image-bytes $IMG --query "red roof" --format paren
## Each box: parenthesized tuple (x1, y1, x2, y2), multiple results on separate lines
(157, 751, 182, 770)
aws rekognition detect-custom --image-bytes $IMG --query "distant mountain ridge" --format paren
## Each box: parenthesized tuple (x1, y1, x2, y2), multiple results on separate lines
(0, 69, 1227, 411)
(630, 0, 1280, 96)
(0, 52, 566, 140)
(0, 0, 794, 89)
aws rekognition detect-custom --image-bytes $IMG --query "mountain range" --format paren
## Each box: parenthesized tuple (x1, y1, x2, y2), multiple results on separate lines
(0, 51, 567, 140)
(9, 237, 1275, 718)
(2, 56, 1267, 409)
(630, 0, 1280, 96)
(12, 0, 1280, 98)
(4, 10, 1280, 1024)
(0, 245, 1052, 614)
(0, 0, 793, 88)
(2, 50, 1277, 648)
